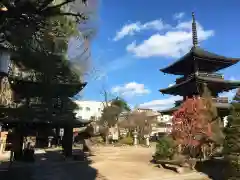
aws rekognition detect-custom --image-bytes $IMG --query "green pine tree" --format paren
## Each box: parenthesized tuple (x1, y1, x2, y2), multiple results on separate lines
(201, 83, 225, 145)
(224, 89, 240, 180)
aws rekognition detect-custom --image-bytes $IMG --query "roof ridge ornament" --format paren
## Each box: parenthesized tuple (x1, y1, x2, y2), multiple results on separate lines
(192, 12, 198, 47)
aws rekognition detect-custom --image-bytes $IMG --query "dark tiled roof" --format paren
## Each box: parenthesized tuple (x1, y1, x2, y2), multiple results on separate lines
(159, 75, 240, 96)
(160, 102, 231, 114)
(10, 79, 87, 97)
(160, 47, 240, 75)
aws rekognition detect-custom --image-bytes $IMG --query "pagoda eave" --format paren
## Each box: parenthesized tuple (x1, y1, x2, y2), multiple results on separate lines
(0, 106, 89, 128)
(0, 118, 88, 128)
(10, 79, 87, 97)
(160, 47, 240, 75)
(160, 102, 232, 116)
(159, 76, 240, 96)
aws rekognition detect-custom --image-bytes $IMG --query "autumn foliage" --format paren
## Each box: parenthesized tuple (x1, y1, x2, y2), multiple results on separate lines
(172, 96, 212, 147)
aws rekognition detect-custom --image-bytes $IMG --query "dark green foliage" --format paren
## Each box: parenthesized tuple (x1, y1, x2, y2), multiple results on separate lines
(155, 136, 175, 160)
(201, 83, 225, 145)
(11, 15, 80, 74)
(111, 97, 131, 112)
(100, 97, 130, 127)
(224, 89, 240, 180)
(0, 0, 87, 47)
(1, 0, 93, 79)
(224, 92, 240, 154)
(119, 136, 133, 145)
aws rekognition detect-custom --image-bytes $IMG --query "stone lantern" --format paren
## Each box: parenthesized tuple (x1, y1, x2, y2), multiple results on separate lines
(132, 128, 138, 146)
(48, 136, 54, 148)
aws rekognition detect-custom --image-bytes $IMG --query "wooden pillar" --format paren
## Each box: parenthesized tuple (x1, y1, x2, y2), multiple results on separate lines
(0, 131, 7, 154)
(62, 125, 73, 157)
(13, 124, 24, 161)
(55, 127, 60, 146)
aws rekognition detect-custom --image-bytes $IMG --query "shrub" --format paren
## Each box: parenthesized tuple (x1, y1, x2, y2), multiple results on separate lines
(91, 136, 104, 144)
(155, 136, 176, 160)
(119, 136, 133, 145)
(223, 89, 240, 179)
(138, 137, 145, 145)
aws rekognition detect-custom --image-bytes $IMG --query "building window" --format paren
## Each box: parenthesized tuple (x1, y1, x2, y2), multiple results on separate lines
(98, 108, 101, 112)
(86, 107, 90, 111)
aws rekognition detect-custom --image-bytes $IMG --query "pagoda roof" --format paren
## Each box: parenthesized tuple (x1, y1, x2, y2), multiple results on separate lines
(0, 105, 90, 127)
(160, 102, 231, 114)
(0, 117, 89, 127)
(159, 75, 240, 96)
(160, 47, 240, 75)
(9, 78, 87, 97)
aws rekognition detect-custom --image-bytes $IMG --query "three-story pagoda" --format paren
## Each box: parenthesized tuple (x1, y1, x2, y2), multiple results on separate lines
(159, 13, 240, 117)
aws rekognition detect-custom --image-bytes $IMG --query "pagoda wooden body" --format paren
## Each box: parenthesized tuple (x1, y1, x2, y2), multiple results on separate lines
(159, 13, 240, 117)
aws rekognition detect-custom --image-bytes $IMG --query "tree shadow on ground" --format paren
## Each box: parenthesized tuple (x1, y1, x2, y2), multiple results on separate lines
(195, 159, 228, 180)
(0, 149, 102, 180)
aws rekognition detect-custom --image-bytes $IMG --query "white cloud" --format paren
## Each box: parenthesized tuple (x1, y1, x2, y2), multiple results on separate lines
(219, 89, 237, 101)
(139, 96, 182, 110)
(113, 19, 171, 41)
(139, 89, 237, 111)
(173, 12, 185, 20)
(111, 82, 150, 97)
(126, 20, 214, 58)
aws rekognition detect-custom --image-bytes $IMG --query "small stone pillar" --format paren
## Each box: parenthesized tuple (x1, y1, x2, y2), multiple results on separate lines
(0, 138, 5, 153)
(0, 131, 6, 154)
(133, 129, 138, 146)
(223, 116, 228, 127)
(144, 134, 150, 147)
(48, 136, 53, 148)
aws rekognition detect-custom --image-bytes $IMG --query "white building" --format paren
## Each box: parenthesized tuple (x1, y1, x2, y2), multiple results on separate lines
(158, 115, 172, 125)
(134, 108, 172, 135)
(74, 100, 105, 121)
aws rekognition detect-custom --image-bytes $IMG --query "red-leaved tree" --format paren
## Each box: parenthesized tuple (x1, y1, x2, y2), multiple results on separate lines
(172, 96, 212, 149)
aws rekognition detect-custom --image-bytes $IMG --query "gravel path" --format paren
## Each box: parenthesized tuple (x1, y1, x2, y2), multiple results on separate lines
(0, 146, 210, 180)
(90, 146, 210, 180)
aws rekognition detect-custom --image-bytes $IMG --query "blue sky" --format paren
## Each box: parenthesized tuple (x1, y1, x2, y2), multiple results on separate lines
(73, 0, 240, 110)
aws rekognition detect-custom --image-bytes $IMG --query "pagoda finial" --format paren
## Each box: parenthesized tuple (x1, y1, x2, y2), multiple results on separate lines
(192, 12, 198, 47)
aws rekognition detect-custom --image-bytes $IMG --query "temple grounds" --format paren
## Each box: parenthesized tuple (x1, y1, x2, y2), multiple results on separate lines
(90, 145, 209, 180)
(0, 145, 210, 180)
